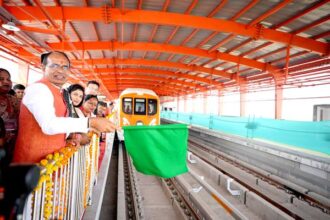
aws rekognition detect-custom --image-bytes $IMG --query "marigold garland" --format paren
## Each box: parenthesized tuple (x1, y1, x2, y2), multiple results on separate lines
(31, 134, 100, 219)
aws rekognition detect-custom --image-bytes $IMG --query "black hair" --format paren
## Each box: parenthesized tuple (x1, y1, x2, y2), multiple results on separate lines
(0, 68, 10, 76)
(67, 83, 85, 107)
(87, 80, 100, 88)
(41, 51, 70, 66)
(84, 94, 98, 102)
(98, 101, 107, 108)
(13, 84, 25, 90)
(8, 89, 15, 96)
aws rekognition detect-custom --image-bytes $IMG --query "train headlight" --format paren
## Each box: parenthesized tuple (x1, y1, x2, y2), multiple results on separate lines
(123, 117, 130, 126)
(149, 118, 157, 125)
(136, 121, 144, 126)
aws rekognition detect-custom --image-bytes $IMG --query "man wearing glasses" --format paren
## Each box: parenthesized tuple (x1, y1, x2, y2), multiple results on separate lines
(13, 51, 117, 163)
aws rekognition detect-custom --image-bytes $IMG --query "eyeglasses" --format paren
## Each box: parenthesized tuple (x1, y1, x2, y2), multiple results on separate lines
(47, 63, 70, 71)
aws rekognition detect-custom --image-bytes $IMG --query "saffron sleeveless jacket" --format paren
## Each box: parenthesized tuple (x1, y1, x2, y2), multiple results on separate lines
(13, 79, 67, 163)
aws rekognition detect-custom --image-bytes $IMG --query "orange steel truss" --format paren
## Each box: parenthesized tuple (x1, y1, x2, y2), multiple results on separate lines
(0, 0, 328, 98)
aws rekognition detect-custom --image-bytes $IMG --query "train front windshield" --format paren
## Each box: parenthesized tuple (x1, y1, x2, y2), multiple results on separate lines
(134, 98, 146, 115)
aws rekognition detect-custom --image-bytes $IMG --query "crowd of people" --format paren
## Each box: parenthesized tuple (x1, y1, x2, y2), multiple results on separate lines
(0, 51, 117, 165)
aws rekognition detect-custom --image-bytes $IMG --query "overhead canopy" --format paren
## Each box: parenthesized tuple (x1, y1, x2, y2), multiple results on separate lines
(0, 0, 329, 98)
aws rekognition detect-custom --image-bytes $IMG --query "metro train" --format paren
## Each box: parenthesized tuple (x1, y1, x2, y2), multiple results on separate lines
(118, 88, 160, 127)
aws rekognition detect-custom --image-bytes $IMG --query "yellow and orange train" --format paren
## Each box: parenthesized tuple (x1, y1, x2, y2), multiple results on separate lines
(118, 88, 160, 127)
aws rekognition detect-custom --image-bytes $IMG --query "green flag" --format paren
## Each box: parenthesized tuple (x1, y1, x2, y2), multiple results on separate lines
(123, 124, 189, 178)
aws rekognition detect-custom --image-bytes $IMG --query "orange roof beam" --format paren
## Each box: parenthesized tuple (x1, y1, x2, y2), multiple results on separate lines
(73, 58, 232, 79)
(292, 14, 330, 34)
(312, 30, 330, 40)
(103, 80, 194, 94)
(230, 0, 259, 21)
(247, 0, 293, 28)
(228, 1, 330, 59)
(17, 25, 60, 35)
(153, 0, 198, 60)
(177, 0, 228, 63)
(142, 0, 170, 59)
(6, 6, 327, 54)
(99, 74, 206, 90)
(83, 67, 221, 86)
(272, 0, 330, 30)
(49, 41, 279, 72)
(33, 0, 113, 98)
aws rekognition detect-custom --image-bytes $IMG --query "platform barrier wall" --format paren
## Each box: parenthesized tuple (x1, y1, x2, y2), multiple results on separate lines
(161, 111, 330, 155)
(22, 134, 100, 220)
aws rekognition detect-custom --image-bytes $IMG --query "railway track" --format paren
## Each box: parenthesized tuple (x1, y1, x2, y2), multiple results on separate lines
(188, 137, 330, 219)
(118, 143, 253, 219)
(115, 123, 330, 219)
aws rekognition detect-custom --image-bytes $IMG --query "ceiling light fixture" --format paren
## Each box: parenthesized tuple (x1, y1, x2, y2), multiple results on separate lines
(2, 21, 20, 32)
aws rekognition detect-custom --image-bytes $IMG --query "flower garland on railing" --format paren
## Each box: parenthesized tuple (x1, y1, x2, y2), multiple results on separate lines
(83, 132, 99, 207)
(35, 147, 77, 219)
(30, 133, 100, 219)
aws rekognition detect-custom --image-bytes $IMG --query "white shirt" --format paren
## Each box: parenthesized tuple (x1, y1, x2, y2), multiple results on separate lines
(22, 83, 89, 135)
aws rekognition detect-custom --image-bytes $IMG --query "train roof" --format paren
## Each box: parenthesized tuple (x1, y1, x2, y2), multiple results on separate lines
(120, 88, 158, 97)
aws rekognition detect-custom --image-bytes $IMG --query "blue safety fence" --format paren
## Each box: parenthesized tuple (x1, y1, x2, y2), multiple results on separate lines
(161, 111, 330, 155)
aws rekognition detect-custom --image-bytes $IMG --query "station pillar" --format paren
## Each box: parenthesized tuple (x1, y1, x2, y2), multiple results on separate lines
(239, 81, 247, 117)
(184, 95, 188, 113)
(203, 92, 207, 114)
(275, 77, 284, 119)
(217, 90, 223, 116)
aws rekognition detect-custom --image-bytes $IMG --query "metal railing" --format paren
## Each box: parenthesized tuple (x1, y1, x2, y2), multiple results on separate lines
(22, 134, 100, 220)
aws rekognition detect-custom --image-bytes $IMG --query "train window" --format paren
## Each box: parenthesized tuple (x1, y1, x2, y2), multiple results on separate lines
(148, 99, 157, 115)
(134, 98, 146, 115)
(123, 98, 132, 114)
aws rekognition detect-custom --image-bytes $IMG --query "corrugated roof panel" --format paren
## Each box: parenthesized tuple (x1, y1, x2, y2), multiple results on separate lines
(225, 35, 250, 52)
(132, 51, 144, 59)
(136, 24, 154, 42)
(217, 1, 258, 20)
(204, 60, 221, 68)
(260, 1, 314, 28)
(248, 43, 285, 60)
(265, 47, 304, 64)
(170, 54, 185, 63)
(158, 53, 171, 61)
(6, 0, 26, 6)
(103, 50, 117, 58)
(39, 0, 57, 6)
(185, 29, 215, 48)
(121, 51, 129, 59)
(167, 0, 194, 14)
(199, 32, 231, 51)
(89, 50, 103, 59)
(153, 25, 177, 43)
(96, 64, 108, 69)
(276, 3, 330, 36)
(169, 26, 195, 46)
(141, 0, 165, 11)
(121, 0, 139, 9)
(96, 22, 116, 41)
(194, 57, 211, 66)
(236, 1, 281, 25)
(117, 23, 134, 42)
(145, 51, 157, 59)
(59, 0, 84, 6)
(181, 55, 197, 64)
(69, 21, 97, 41)
(235, 39, 268, 55)
(190, 0, 229, 18)
(277, 53, 319, 67)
